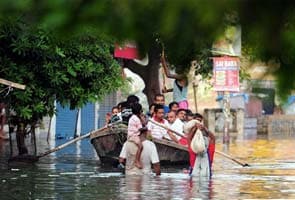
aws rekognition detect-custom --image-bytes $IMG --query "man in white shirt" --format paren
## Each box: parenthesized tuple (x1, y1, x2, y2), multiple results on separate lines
(176, 108, 187, 122)
(166, 110, 185, 143)
(119, 127, 161, 176)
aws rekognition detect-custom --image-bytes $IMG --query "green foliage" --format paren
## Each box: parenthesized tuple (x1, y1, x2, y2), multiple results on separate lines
(0, 20, 123, 125)
(0, 0, 234, 77)
(2, 0, 295, 100)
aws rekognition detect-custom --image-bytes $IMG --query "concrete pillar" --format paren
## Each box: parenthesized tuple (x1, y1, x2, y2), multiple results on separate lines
(236, 108, 245, 135)
(205, 109, 216, 133)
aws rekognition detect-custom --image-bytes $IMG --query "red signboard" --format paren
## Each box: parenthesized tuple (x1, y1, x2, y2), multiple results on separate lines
(213, 56, 240, 92)
(114, 43, 139, 59)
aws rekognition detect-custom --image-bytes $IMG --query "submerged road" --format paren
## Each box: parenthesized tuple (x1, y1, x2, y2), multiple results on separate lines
(0, 131, 295, 199)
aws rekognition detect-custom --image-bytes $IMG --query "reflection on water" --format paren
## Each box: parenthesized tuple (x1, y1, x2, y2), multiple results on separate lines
(119, 174, 214, 200)
(0, 133, 295, 199)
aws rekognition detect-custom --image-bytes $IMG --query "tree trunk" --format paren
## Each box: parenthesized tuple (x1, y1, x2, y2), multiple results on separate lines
(16, 123, 28, 155)
(31, 124, 37, 156)
(124, 46, 161, 105)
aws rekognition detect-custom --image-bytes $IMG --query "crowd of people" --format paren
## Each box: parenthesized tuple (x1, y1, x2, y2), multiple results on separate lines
(107, 94, 215, 177)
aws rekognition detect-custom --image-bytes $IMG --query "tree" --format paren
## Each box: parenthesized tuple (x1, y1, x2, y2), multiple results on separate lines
(1, 0, 295, 117)
(0, 20, 123, 154)
(122, 41, 162, 104)
(3, 1, 294, 98)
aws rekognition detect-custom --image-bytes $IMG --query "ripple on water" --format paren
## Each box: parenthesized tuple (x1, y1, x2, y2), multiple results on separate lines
(251, 162, 295, 169)
(89, 172, 123, 178)
(1, 136, 295, 199)
(59, 171, 95, 175)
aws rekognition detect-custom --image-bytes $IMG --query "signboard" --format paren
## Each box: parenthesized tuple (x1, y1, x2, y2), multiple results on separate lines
(114, 42, 139, 59)
(213, 56, 240, 92)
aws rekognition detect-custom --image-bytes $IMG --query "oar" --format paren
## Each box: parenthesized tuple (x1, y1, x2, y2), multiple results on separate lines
(148, 118, 195, 139)
(38, 122, 119, 159)
(148, 119, 250, 167)
(215, 151, 250, 167)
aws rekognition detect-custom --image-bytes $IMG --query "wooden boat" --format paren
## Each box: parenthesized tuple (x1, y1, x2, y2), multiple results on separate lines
(90, 123, 189, 166)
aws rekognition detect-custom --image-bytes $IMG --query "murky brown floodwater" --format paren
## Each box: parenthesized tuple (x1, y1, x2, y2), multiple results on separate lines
(0, 132, 295, 199)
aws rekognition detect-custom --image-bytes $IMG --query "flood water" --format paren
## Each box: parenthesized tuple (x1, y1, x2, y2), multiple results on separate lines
(0, 132, 295, 199)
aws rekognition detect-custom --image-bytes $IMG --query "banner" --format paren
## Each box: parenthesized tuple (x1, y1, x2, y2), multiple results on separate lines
(213, 56, 240, 92)
(114, 42, 139, 59)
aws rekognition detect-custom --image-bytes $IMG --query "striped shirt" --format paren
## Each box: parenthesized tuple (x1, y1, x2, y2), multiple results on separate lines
(147, 118, 170, 139)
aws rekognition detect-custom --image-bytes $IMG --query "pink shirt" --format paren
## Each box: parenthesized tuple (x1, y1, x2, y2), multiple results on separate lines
(127, 114, 142, 138)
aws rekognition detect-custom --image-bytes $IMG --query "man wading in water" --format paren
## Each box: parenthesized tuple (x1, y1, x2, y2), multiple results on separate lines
(185, 114, 215, 177)
(119, 127, 161, 176)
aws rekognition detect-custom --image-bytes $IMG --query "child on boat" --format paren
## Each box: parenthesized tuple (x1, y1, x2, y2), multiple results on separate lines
(105, 106, 120, 125)
(127, 102, 146, 169)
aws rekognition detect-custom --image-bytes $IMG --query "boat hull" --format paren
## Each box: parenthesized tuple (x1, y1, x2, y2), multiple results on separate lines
(90, 124, 189, 166)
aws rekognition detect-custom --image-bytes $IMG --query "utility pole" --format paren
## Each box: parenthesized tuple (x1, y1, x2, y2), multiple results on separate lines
(192, 61, 201, 113)
(223, 92, 231, 143)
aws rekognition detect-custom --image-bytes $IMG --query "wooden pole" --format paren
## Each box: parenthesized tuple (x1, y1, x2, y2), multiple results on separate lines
(223, 92, 230, 143)
(148, 118, 189, 138)
(38, 126, 108, 159)
(192, 62, 201, 113)
(38, 131, 91, 158)
(148, 119, 250, 167)
(38, 121, 122, 159)
(0, 78, 26, 90)
(215, 150, 249, 167)
(193, 84, 198, 113)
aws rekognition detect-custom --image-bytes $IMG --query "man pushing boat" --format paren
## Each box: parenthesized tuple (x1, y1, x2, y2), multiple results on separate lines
(119, 127, 161, 176)
(185, 114, 215, 177)
(147, 112, 215, 177)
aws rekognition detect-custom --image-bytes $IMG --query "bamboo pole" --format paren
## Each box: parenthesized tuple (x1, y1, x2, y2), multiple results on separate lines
(148, 118, 196, 138)
(38, 122, 118, 159)
(223, 92, 230, 143)
(37, 130, 94, 158)
(214, 150, 250, 167)
(0, 78, 26, 90)
(193, 84, 198, 113)
(148, 119, 250, 167)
